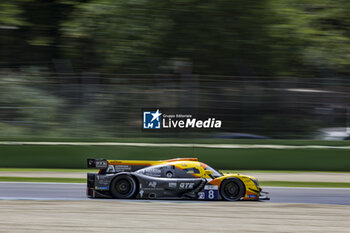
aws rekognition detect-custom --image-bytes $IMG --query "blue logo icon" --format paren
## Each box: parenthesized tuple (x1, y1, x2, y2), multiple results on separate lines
(143, 109, 162, 129)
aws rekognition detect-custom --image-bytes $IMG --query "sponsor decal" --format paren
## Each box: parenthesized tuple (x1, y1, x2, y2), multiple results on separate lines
(95, 186, 109, 190)
(142, 168, 162, 177)
(148, 181, 157, 188)
(168, 182, 177, 188)
(95, 160, 108, 169)
(204, 185, 219, 190)
(179, 183, 194, 189)
(144, 187, 163, 191)
(139, 189, 144, 198)
(96, 174, 112, 182)
(247, 194, 257, 198)
(142, 168, 161, 174)
(198, 192, 205, 199)
(106, 165, 115, 173)
(148, 168, 161, 174)
(114, 165, 132, 172)
(143, 181, 163, 191)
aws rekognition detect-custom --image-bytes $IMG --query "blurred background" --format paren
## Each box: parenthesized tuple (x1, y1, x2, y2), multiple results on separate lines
(1, 0, 350, 140)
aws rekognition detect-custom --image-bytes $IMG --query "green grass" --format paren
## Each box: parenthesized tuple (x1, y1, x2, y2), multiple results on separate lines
(260, 181, 350, 188)
(0, 168, 93, 172)
(0, 177, 85, 183)
(222, 170, 350, 174)
(1, 144, 350, 171)
(1, 176, 349, 188)
(1, 138, 350, 171)
(2, 137, 350, 146)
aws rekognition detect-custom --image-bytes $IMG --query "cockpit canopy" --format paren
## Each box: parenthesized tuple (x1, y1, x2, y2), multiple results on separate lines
(136, 161, 222, 178)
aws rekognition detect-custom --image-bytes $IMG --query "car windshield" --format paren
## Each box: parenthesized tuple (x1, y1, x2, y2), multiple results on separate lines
(204, 165, 222, 178)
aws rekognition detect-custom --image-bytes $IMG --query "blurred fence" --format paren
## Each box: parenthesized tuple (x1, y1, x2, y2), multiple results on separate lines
(0, 63, 350, 139)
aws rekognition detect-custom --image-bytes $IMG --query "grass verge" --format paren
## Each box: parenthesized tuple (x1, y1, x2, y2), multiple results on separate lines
(0, 177, 85, 183)
(1, 176, 350, 188)
(0, 168, 92, 173)
(1, 144, 350, 171)
(260, 181, 350, 188)
(2, 138, 350, 146)
(222, 170, 350, 174)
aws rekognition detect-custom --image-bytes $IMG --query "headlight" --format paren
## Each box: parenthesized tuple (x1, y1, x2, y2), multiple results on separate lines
(250, 178, 260, 188)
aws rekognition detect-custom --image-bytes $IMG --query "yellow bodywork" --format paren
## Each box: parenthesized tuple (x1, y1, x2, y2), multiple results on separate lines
(107, 158, 199, 166)
(208, 174, 261, 200)
(106, 158, 261, 200)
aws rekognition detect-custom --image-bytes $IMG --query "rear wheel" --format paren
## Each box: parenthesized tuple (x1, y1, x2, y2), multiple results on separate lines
(110, 175, 137, 199)
(220, 178, 245, 201)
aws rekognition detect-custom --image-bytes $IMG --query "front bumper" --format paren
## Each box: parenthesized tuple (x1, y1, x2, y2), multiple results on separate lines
(259, 191, 270, 200)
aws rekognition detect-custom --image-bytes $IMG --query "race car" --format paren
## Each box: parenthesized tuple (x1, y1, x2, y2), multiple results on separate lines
(87, 158, 269, 201)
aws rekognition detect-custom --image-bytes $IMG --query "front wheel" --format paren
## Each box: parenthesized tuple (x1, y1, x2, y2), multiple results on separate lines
(220, 178, 245, 201)
(110, 175, 137, 199)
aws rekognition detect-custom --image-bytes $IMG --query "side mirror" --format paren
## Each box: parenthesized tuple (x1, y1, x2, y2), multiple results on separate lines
(205, 170, 213, 176)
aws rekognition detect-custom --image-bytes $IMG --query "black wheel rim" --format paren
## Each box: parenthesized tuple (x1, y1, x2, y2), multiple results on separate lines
(223, 182, 239, 199)
(116, 179, 132, 195)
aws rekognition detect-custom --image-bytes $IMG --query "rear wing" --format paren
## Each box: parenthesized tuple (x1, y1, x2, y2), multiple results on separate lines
(87, 158, 198, 170)
(87, 159, 108, 169)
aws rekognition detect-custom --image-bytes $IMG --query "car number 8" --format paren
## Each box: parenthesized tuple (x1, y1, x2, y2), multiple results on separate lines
(204, 188, 218, 200)
(209, 190, 215, 199)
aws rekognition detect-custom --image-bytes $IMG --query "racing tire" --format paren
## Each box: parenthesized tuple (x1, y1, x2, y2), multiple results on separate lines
(110, 175, 137, 199)
(220, 178, 245, 201)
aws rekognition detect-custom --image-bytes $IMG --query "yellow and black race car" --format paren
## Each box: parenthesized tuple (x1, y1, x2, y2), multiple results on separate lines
(87, 158, 269, 201)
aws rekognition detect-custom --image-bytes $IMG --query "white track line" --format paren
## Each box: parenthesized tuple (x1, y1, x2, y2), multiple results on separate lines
(0, 141, 350, 149)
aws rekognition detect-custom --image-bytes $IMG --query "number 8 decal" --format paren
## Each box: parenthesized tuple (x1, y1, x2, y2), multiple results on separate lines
(208, 190, 214, 199)
(204, 189, 218, 199)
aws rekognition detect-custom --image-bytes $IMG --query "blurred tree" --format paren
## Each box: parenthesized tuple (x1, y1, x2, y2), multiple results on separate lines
(0, 0, 83, 65)
(0, 1, 24, 26)
(62, 0, 297, 75)
(2, 0, 350, 76)
(270, 0, 350, 74)
(0, 1, 25, 66)
(1, 0, 350, 139)
(0, 72, 64, 137)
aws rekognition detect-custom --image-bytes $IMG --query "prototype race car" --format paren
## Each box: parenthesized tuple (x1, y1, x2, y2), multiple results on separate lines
(87, 158, 269, 201)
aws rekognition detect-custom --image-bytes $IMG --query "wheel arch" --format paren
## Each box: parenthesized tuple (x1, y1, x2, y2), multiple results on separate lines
(219, 177, 246, 201)
(109, 172, 139, 199)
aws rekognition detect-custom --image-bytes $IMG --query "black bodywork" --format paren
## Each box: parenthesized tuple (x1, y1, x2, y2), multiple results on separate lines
(86, 158, 270, 201)
(87, 159, 220, 200)
(87, 172, 207, 199)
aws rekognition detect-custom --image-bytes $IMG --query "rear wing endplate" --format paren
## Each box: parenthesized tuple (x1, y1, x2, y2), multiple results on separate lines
(87, 158, 108, 169)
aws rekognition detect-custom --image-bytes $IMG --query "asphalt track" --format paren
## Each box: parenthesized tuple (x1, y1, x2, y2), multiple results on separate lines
(0, 182, 349, 205)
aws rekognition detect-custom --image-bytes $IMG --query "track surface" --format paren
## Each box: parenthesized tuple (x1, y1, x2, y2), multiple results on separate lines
(0, 182, 349, 205)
